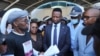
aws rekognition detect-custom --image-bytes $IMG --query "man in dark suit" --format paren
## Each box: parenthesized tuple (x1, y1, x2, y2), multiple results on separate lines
(44, 8, 71, 56)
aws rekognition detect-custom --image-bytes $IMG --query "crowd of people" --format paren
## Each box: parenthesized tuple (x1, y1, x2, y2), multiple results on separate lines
(0, 2, 100, 56)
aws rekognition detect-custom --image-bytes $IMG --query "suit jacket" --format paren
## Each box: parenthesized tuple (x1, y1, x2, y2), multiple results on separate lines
(75, 26, 96, 56)
(44, 23, 71, 56)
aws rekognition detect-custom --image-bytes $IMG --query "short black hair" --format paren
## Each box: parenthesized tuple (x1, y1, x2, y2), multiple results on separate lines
(30, 19, 38, 26)
(31, 19, 37, 23)
(53, 8, 62, 13)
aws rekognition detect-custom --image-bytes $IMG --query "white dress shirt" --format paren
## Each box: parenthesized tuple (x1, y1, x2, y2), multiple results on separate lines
(51, 23, 61, 46)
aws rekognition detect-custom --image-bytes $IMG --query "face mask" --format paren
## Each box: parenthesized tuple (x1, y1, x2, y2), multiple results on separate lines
(71, 19, 78, 24)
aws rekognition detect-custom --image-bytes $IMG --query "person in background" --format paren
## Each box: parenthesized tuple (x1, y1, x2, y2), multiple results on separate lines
(75, 7, 100, 56)
(44, 8, 71, 56)
(38, 16, 51, 37)
(38, 16, 50, 32)
(67, 6, 83, 56)
(46, 18, 52, 25)
(61, 18, 67, 25)
(30, 19, 44, 55)
(90, 3, 100, 56)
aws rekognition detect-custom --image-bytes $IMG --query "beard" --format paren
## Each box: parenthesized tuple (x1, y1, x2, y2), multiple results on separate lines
(19, 27, 28, 32)
(81, 24, 94, 35)
(92, 19, 100, 37)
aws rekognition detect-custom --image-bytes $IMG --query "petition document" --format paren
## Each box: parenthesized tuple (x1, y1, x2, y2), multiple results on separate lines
(23, 40, 33, 56)
(44, 45, 60, 56)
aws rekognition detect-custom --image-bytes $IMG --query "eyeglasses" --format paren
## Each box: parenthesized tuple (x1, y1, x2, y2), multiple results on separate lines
(83, 16, 98, 20)
(71, 17, 78, 19)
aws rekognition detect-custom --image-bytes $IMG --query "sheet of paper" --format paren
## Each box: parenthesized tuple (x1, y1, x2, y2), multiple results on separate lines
(44, 45, 60, 56)
(23, 40, 33, 56)
(33, 48, 39, 56)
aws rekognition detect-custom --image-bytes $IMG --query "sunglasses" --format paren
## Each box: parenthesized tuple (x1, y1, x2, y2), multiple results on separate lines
(83, 16, 98, 20)
(71, 17, 78, 19)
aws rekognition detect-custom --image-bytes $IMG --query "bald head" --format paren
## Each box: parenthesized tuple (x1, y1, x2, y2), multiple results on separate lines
(85, 8, 100, 17)
(83, 8, 100, 26)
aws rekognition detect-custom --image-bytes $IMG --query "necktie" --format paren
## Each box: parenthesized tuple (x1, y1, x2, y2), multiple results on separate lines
(53, 24, 57, 45)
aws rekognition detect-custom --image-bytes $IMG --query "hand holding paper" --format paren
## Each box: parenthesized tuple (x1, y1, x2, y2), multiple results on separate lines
(43, 45, 60, 56)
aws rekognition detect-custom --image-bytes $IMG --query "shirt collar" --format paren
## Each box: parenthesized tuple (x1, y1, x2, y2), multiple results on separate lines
(12, 29, 25, 36)
(53, 22, 61, 27)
